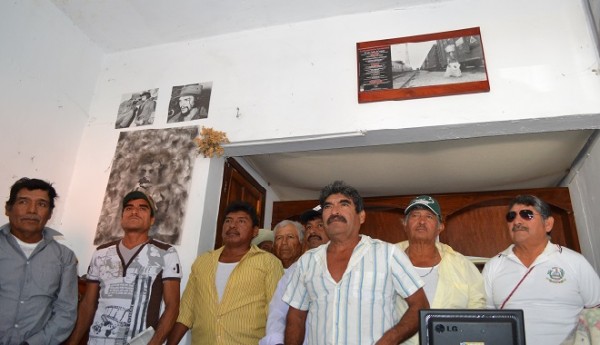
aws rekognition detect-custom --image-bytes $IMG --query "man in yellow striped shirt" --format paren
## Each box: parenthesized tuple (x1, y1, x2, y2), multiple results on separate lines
(167, 201, 283, 345)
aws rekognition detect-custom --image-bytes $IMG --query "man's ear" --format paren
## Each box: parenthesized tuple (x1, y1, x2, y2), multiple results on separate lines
(544, 216, 554, 234)
(359, 210, 366, 225)
(252, 226, 259, 238)
(437, 222, 445, 235)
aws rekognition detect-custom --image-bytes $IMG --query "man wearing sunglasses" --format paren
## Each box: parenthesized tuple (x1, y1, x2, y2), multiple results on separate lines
(483, 195, 600, 345)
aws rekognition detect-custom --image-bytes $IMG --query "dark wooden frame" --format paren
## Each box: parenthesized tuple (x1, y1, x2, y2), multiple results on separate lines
(357, 27, 489, 103)
(214, 157, 267, 249)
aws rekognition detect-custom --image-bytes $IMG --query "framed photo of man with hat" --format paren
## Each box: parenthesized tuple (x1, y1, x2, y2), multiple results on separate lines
(167, 82, 212, 123)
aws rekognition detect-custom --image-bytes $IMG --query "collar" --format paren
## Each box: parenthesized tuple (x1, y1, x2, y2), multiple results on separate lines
(397, 240, 455, 259)
(0, 223, 60, 242)
(500, 241, 561, 260)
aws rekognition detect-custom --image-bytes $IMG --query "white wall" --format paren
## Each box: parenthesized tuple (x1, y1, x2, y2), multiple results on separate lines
(0, 1, 103, 228)
(56, 0, 600, 281)
(567, 131, 600, 272)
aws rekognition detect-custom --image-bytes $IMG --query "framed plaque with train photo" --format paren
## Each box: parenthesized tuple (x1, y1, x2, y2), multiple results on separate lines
(357, 27, 489, 103)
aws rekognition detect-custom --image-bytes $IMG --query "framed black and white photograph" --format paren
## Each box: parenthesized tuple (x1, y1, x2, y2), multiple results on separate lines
(115, 88, 159, 128)
(167, 82, 212, 123)
(94, 126, 198, 245)
(357, 27, 489, 103)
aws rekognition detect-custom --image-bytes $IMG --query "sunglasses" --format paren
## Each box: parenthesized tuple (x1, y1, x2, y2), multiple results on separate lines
(505, 209, 539, 222)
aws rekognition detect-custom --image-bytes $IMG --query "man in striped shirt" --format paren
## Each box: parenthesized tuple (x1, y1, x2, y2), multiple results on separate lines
(283, 181, 429, 345)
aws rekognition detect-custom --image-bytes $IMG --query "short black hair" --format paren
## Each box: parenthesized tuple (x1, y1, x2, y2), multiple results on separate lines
(6, 177, 58, 210)
(299, 209, 322, 225)
(224, 201, 259, 227)
(319, 180, 364, 213)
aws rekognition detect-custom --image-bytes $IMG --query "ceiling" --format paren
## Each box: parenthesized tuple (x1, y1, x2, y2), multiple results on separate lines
(48, 1, 597, 201)
(244, 130, 595, 200)
(49, 0, 441, 53)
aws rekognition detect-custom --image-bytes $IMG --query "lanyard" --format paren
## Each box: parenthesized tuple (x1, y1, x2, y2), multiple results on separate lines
(500, 266, 534, 309)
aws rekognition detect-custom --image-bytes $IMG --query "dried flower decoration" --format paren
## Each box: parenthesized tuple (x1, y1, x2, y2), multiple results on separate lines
(194, 126, 230, 158)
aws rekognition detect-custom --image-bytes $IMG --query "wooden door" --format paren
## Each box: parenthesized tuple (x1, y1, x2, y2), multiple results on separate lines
(214, 158, 266, 249)
(272, 188, 579, 259)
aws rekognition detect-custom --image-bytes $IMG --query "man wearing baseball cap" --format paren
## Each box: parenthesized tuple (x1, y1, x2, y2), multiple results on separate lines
(395, 195, 485, 345)
(67, 190, 182, 345)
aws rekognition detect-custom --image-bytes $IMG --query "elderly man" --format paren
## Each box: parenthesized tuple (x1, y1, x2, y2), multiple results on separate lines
(0, 177, 78, 345)
(284, 181, 429, 345)
(272, 220, 304, 268)
(67, 190, 182, 345)
(299, 209, 328, 250)
(396, 195, 485, 344)
(260, 220, 305, 345)
(483, 195, 600, 344)
(168, 201, 283, 345)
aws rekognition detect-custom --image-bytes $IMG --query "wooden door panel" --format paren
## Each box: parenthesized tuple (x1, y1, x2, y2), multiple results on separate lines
(273, 187, 579, 258)
(441, 204, 512, 257)
(215, 158, 266, 249)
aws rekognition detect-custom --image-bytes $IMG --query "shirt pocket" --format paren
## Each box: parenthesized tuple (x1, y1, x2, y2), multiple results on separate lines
(350, 272, 389, 302)
(31, 262, 62, 294)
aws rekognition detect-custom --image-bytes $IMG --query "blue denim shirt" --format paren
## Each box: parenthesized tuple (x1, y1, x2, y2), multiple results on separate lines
(0, 224, 78, 345)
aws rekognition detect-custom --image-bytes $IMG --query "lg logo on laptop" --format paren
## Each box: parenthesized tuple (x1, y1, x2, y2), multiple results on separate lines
(434, 324, 459, 333)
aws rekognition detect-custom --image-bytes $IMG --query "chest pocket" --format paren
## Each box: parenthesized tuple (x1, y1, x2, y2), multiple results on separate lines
(31, 262, 62, 295)
(350, 272, 390, 302)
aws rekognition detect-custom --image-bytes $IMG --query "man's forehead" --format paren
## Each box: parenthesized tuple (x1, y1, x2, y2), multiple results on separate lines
(225, 211, 251, 219)
(409, 207, 436, 215)
(325, 193, 353, 203)
(511, 203, 534, 210)
(125, 198, 150, 207)
(17, 188, 50, 200)
(277, 224, 298, 235)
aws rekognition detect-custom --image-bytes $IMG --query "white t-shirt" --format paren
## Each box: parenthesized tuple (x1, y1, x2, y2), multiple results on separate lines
(12, 234, 41, 258)
(216, 261, 238, 302)
(414, 265, 439, 304)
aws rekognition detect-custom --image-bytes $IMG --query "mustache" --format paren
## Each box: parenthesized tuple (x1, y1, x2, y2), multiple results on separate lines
(327, 215, 347, 225)
(308, 234, 322, 241)
(512, 224, 528, 232)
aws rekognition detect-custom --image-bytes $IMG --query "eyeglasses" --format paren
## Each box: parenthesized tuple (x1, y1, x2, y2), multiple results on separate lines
(505, 209, 539, 222)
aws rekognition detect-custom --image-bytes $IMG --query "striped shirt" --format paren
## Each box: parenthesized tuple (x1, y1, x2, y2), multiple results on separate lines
(177, 245, 283, 345)
(283, 235, 423, 345)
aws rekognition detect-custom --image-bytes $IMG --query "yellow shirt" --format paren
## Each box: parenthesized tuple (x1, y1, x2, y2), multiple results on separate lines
(177, 245, 283, 345)
(395, 241, 486, 345)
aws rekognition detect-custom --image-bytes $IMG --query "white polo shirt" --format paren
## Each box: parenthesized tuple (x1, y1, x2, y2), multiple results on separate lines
(483, 242, 600, 344)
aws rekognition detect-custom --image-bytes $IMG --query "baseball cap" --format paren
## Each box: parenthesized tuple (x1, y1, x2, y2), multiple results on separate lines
(405, 195, 442, 221)
(122, 190, 157, 216)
